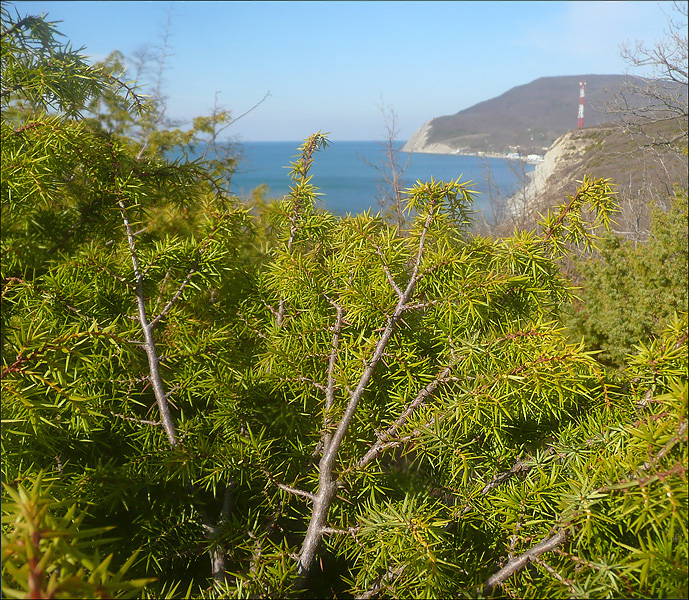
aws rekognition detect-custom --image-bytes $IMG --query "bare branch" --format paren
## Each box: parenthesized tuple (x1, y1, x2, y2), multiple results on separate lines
(273, 482, 316, 502)
(479, 459, 529, 496)
(322, 526, 361, 536)
(149, 267, 195, 328)
(227, 91, 271, 127)
(355, 565, 406, 600)
(400, 300, 438, 311)
(371, 241, 403, 298)
(322, 301, 344, 454)
(274, 375, 326, 393)
(481, 528, 568, 594)
(644, 419, 687, 469)
(118, 197, 178, 447)
(360, 99, 411, 232)
(296, 205, 438, 579)
(604, 2, 688, 158)
(109, 411, 161, 427)
(533, 556, 575, 592)
(348, 364, 452, 477)
(261, 463, 315, 502)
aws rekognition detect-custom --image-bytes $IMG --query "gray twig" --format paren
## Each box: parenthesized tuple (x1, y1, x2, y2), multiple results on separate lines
(481, 528, 568, 594)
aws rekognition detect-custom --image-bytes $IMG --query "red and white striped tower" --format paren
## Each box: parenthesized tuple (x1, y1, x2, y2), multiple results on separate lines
(577, 81, 586, 128)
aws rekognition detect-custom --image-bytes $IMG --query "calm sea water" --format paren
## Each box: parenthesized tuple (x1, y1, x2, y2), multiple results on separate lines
(221, 141, 534, 223)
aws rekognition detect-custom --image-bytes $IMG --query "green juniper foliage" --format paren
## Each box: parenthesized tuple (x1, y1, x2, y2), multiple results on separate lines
(1, 473, 155, 599)
(565, 190, 689, 367)
(2, 6, 687, 599)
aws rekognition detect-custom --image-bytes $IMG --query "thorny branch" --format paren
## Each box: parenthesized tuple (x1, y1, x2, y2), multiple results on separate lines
(273, 482, 316, 503)
(322, 301, 344, 455)
(347, 364, 453, 478)
(355, 565, 407, 600)
(149, 268, 195, 328)
(481, 528, 569, 594)
(149, 211, 231, 328)
(109, 411, 161, 427)
(118, 197, 178, 447)
(295, 203, 439, 580)
(478, 415, 687, 592)
(114, 170, 239, 582)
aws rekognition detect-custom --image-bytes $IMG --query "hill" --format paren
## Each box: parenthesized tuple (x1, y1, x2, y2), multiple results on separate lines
(403, 74, 675, 156)
(507, 115, 687, 240)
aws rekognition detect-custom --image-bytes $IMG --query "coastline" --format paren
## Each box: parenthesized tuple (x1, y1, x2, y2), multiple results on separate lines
(402, 146, 545, 165)
(401, 123, 544, 164)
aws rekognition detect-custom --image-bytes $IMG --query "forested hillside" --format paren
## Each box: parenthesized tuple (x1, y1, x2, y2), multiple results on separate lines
(1, 6, 687, 600)
(404, 73, 687, 156)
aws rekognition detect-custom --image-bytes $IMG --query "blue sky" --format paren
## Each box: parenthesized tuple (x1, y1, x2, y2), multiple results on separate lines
(9, 1, 679, 141)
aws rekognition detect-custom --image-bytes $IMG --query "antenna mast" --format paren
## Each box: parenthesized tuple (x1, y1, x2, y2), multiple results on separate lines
(577, 81, 586, 128)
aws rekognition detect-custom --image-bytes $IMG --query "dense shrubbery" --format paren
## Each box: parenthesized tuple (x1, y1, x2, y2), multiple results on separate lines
(2, 7, 687, 599)
(565, 190, 688, 367)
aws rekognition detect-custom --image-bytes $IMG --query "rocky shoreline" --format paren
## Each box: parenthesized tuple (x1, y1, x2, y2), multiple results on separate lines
(402, 121, 544, 163)
(402, 145, 545, 164)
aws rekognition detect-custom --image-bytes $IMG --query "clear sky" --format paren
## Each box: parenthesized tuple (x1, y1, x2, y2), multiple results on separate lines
(8, 1, 679, 141)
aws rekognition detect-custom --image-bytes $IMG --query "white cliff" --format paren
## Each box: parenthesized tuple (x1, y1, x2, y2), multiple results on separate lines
(402, 121, 463, 154)
(515, 130, 590, 209)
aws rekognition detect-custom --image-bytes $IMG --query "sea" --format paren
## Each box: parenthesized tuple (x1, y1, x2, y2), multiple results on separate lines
(202, 141, 534, 224)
